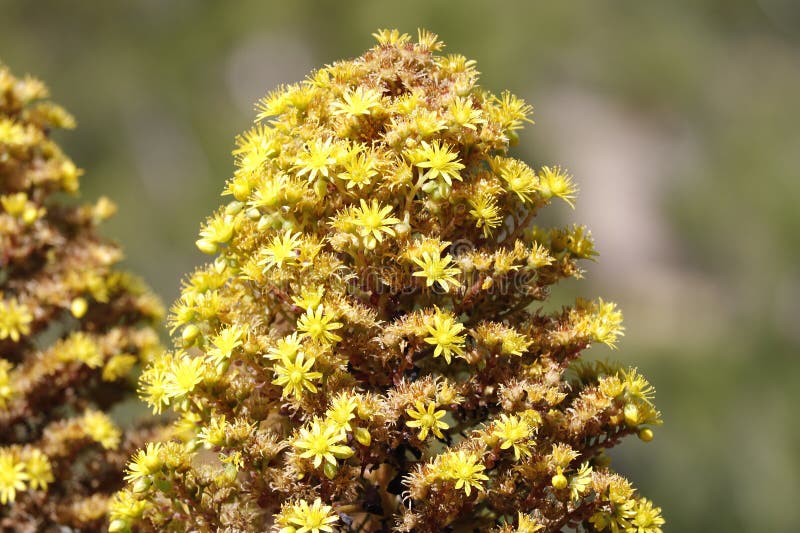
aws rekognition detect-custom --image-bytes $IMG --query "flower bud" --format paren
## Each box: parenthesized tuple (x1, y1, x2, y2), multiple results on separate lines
(354, 427, 372, 446)
(182, 324, 200, 346)
(623, 403, 640, 426)
(196, 238, 218, 255)
(70, 297, 88, 319)
(551, 473, 568, 490)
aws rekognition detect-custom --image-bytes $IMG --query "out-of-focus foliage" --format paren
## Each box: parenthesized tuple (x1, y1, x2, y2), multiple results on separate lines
(0, 65, 165, 530)
(1, 1, 798, 532)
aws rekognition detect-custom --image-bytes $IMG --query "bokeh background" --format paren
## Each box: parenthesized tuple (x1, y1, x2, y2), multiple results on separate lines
(2, 1, 798, 531)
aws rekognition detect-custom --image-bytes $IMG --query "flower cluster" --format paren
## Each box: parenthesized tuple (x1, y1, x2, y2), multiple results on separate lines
(0, 64, 164, 530)
(117, 29, 663, 532)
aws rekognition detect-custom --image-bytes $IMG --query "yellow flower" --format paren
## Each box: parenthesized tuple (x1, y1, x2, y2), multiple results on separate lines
(326, 392, 358, 435)
(468, 195, 503, 237)
(83, 410, 121, 450)
(491, 414, 533, 460)
(337, 146, 378, 189)
(207, 325, 245, 365)
(272, 351, 323, 399)
(492, 90, 533, 133)
(291, 285, 325, 311)
(296, 305, 343, 344)
(24, 449, 53, 491)
(164, 355, 206, 399)
(352, 199, 400, 248)
(331, 86, 382, 117)
(437, 450, 488, 497)
(102, 353, 138, 382)
(628, 498, 665, 533)
(198, 212, 235, 245)
(295, 138, 337, 182)
(621, 368, 656, 405)
(572, 298, 624, 349)
(447, 96, 485, 131)
(424, 308, 466, 364)
(410, 139, 464, 185)
(249, 173, 288, 209)
(528, 242, 554, 268)
(124, 442, 164, 482)
(589, 503, 634, 533)
(412, 252, 461, 292)
(405, 400, 449, 441)
(0, 449, 28, 504)
(537, 165, 577, 208)
(0, 297, 33, 342)
(372, 28, 411, 46)
(568, 462, 593, 501)
(58, 332, 103, 368)
(499, 159, 538, 203)
(138, 366, 171, 414)
(266, 332, 304, 362)
(198, 415, 228, 448)
(232, 123, 278, 173)
(293, 419, 354, 469)
(108, 489, 150, 531)
(278, 497, 339, 533)
(260, 230, 303, 271)
(1, 192, 29, 216)
(0, 360, 13, 409)
(514, 512, 545, 532)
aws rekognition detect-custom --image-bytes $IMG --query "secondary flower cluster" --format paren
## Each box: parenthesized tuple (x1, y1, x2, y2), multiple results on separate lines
(0, 65, 164, 530)
(115, 29, 663, 532)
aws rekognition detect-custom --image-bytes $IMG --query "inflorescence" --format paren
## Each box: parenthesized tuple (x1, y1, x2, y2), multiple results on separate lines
(115, 29, 664, 533)
(0, 64, 164, 530)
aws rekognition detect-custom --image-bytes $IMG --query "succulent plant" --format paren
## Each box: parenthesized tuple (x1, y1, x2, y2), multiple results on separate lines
(116, 29, 663, 533)
(0, 64, 164, 531)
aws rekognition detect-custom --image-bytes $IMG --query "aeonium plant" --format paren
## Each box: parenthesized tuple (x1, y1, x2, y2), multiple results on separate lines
(0, 64, 165, 531)
(112, 29, 664, 533)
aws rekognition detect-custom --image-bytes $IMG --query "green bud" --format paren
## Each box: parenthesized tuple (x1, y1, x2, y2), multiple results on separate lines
(314, 178, 328, 199)
(421, 180, 438, 194)
(623, 403, 640, 426)
(257, 215, 272, 232)
(214, 255, 228, 273)
(225, 201, 244, 215)
(132, 476, 151, 493)
(154, 477, 173, 493)
(108, 519, 129, 533)
(182, 324, 200, 346)
(354, 427, 372, 446)
(323, 462, 338, 480)
(196, 238, 218, 255)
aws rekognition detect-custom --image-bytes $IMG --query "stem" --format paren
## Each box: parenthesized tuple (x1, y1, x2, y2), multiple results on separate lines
(403, 171, 427, 215)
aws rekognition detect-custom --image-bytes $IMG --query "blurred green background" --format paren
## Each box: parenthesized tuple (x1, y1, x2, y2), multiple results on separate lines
(2, 1, 798, 531)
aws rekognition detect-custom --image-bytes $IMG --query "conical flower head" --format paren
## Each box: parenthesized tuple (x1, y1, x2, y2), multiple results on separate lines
(123, 29, 662, 533)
